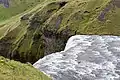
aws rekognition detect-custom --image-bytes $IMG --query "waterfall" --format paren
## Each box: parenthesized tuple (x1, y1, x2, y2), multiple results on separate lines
(33, 35, 120, 80)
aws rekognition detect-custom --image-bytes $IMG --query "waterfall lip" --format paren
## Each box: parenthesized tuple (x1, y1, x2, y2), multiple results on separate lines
(33, 35, 120, 80)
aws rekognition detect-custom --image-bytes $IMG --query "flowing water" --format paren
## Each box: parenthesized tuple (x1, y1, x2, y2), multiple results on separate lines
(33, 35, 120, 80)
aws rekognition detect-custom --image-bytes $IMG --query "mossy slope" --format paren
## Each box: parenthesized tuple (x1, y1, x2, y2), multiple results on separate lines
(0, 0, 43, 22)
(0, 56, 51, 80)
(0, 0, 120, 63)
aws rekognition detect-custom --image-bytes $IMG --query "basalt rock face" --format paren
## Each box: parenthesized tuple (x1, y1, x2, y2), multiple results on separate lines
(34, 35, 120, 80)
(1, 0, 120, 63)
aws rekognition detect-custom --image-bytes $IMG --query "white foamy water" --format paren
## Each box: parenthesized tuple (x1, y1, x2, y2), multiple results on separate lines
(33, 35, 120, 80)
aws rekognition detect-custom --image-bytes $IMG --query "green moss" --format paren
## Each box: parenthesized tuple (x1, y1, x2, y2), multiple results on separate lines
(0, 56, 51, 80)
(1, 0, 120, 63)
(0, 0, 45, 22)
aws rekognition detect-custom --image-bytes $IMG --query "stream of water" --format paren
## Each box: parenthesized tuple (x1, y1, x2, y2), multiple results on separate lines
(34, 35, 120, 80)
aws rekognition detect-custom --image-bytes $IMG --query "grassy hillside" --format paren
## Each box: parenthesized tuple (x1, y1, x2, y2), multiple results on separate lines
(0, 0, 120, 63)
(0, 0, 44, 22)
(0, 56, 51, 80)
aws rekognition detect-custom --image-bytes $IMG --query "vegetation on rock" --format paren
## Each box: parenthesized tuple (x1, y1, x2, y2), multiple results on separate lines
(0, 0, 120, 63)
(0, 56, 51, 80)
(0, 0, 43, 22)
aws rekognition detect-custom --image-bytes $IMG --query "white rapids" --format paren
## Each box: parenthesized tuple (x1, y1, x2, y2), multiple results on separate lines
(33, 35, 120, 80)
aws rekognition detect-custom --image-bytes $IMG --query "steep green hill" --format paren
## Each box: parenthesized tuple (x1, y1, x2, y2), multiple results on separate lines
(0, 0, 120, 63)
(0, 56, 51, 80)
(0, 0, 44, 22)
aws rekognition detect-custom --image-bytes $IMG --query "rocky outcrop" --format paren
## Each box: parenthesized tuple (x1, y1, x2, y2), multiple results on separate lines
(34, 35, 120, 80)
(1, 0, 120, 63)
